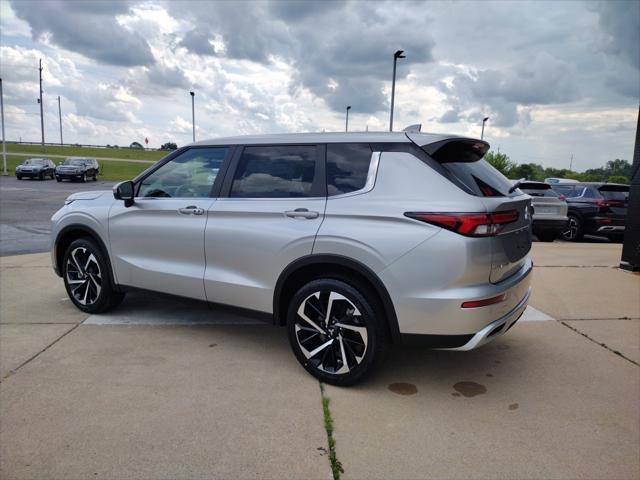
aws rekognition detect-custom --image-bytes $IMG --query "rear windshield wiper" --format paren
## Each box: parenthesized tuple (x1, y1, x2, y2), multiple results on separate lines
(508, 178, 526, 194)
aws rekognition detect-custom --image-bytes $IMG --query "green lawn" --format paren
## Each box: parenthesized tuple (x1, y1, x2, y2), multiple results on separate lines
(1, 155, 153, 181)
(5, 143, 167, 162)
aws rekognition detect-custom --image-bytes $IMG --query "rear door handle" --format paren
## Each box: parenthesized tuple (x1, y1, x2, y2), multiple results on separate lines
(285, 208, 319, 219)
(178, 205, 205, 215)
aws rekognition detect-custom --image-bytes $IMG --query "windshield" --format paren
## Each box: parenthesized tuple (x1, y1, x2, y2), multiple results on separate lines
(24, 159, 46, 165)
(64, 159, 88, 166)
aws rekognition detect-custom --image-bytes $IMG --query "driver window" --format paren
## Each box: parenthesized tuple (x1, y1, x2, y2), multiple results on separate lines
(138, 147, 229, 198)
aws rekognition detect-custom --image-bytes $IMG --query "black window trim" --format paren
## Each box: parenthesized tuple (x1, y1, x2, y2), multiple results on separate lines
(219, 143, 326, 199)
(132, 145, 236, 199)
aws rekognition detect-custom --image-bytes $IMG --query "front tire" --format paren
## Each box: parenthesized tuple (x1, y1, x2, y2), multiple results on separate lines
(56, 176, 62, 182)
(287, 278, 388, 386)
(562, 215, 583, 242)
(63, 238, 125, 314)
(16, 175, 21, 180)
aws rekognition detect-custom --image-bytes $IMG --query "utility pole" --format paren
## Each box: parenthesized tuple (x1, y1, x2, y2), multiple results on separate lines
(569, 153, 573, 171)
(1, 78, 7, 175)
(38, 59, 44, 148)
(57, 96, 63, 145)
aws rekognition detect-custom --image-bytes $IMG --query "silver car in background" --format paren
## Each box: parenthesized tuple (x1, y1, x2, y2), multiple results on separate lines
(51, 132, 533, 385)
(516, 181, 568, 242)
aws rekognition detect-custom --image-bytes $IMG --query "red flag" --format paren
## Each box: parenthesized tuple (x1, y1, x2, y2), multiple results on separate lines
(144, 137, 149, 145)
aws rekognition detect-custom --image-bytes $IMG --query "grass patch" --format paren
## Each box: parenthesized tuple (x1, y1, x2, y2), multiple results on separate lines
(5, 143, 166, 162)
(320, 383, 343, 480)
(1, 155, 153, 182)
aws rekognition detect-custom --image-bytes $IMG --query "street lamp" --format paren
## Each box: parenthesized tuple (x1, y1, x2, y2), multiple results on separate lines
(389, 49, 406, 132)
(189, 91, 195, 143)
(481, 116, 489, 140)
(345, 105, 351, 132)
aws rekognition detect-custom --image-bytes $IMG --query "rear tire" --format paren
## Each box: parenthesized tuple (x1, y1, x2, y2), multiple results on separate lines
(287, 278, 388, 386)
(62, 238, 125, 314)
(561, 215, 583, 242)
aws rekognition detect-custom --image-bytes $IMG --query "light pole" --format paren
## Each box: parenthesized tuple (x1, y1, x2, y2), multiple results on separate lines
(345, 105, 351, 132)
(189, 91, 195, 142)
(481, 116, 489, 140)
(389, 49, 405, 132)
(38, 59, 44, 147)
(57, 96, 63, 145)
(1, 78, 7, 175)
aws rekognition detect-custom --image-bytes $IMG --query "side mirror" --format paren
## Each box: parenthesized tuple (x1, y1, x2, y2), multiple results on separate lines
(113, 181, 135, 208)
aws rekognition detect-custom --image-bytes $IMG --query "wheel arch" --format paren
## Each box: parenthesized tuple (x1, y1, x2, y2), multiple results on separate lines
(273, 254, 401, 343)
(54, 224, 117, 289)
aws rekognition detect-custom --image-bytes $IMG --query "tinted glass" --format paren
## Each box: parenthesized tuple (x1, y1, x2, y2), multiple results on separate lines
(230, 145, 316, 198)
(600, 188, 629, 201)
(138, 147, 228, 198)
(326, 143, 372, 196)
(521, 186, 559, 197)
(553, 185, 577, 197)
(440, 160, 516, 197)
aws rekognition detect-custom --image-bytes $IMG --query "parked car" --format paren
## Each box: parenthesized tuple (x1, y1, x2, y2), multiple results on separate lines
(55, 157, 100, 182)
(515, 181, 568, 242)
(51, 132, 533, 385)
(15, 158, 55, 180)
(552, 182, 629, 242)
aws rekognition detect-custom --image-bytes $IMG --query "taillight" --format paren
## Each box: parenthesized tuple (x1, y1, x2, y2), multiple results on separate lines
(591, 199, 608, 207)
(558, 194, 566, 201)
(461, 293, 507, 308)
(405, 210, 519, 237)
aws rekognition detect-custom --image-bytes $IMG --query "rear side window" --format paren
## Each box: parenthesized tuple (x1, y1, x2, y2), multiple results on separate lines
(326, 143, 372, 196)
(599, 187, 629, 201)
(440, 160, 515, 197)
(230, 145, 317, 198)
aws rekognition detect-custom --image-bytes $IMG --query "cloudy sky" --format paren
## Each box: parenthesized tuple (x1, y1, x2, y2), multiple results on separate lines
(0, 0, 638, 170)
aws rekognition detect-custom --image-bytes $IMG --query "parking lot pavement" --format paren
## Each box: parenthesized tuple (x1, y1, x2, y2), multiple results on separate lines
(325, 321, 639, 480)
(1, 244, 639, 479)
(0, 176, 115, 256)
(0, 325, 330, 480)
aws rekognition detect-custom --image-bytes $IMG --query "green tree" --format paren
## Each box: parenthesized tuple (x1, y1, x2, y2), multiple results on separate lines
(484, 151, 515, 177)
(607, 175, 629, 184)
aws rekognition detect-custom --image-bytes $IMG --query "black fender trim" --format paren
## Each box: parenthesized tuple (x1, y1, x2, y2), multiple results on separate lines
(54, 224, 118, 291)
(273, 254, 401, 343)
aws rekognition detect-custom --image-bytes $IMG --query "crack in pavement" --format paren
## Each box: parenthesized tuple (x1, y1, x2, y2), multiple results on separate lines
(560, 321, 640, 367)
(1, 323, 81, 381)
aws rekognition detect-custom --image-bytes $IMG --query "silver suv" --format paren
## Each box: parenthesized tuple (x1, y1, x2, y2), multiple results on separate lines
(51, 132, 533, 385)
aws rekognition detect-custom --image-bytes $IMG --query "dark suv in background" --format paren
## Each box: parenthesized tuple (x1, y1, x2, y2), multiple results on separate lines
(553, 182, 629, 242)
(55, 157, 100, 182)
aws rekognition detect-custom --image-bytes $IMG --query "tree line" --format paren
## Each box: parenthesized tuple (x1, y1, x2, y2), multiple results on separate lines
(484, 152, 632, 184)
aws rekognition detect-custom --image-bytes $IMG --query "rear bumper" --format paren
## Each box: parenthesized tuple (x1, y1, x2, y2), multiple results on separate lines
(445, 287, 530, 350)
(595, 225, 625, 233)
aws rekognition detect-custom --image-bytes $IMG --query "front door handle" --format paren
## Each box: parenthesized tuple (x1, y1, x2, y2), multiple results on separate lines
(284, 208, 319, 219)
(178, 205, 205, 215)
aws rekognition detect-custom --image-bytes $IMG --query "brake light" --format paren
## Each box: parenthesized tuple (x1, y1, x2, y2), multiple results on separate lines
(591, 199, 608, 207)
(405, 210, 519, 237)
(462, 294, 507, 308)
(558, 195, 566, 201)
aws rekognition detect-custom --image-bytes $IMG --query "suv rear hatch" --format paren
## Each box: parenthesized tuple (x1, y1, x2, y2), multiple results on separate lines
(598, 184, 629, 222)
(407, 133, 532, 284)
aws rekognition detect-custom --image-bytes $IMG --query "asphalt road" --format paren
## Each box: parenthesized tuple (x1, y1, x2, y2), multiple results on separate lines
(0, 175, 115, 256)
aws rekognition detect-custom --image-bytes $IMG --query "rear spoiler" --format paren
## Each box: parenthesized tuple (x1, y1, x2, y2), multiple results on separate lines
(406, 132, 490, 163)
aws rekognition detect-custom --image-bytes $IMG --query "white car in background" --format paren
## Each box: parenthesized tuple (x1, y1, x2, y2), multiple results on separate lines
(516, 181, 568, 242)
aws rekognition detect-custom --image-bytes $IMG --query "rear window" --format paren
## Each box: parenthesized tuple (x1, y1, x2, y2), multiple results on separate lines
(599, 187, 629, 201)
(440, 159, 516, 197)
(520, 183, 559, 197)
(326, 143, 372, 196)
